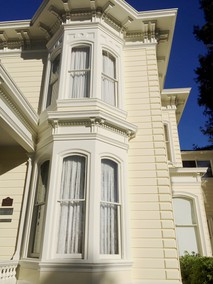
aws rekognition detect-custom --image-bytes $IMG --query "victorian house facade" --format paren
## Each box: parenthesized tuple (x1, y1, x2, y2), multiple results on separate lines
(0, 1, 213, 284)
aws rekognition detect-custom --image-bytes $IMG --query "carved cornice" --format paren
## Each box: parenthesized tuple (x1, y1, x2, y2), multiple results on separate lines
(125, 21, 165, 44)
(0, 32, 46, 50)
(0, 90, 37, 138)
(48, 116, 136, 140)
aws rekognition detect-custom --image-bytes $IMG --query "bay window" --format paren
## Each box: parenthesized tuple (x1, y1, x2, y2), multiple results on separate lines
(47, 54, 61, 107)
(57, 155, 86, 255)
(29, 160, 49, 257)
(69, 46, 91, 98)
(102, 51, 117, 106)
(173, 197, 200, 255)
(100, 159, 120, 255)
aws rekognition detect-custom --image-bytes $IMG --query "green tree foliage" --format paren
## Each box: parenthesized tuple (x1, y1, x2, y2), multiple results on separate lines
(194, 0, 213, 142)
(180, 253, 213, 284)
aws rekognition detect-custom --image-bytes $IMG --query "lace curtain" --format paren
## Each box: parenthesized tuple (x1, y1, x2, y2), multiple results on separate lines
(57, 156, 86, 254)
(102, 51, 116, 106)
(100, 159, 119, 254)
(70, 47, 90, 98)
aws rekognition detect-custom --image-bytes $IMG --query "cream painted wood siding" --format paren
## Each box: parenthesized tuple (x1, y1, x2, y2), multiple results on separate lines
(1, 52, 46, 113)
(0, 150, 27, 260)
(124, 45, 181, 282)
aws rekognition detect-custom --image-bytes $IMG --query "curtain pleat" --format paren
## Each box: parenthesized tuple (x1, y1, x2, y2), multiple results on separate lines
(70, 47, 90, 98)
(100, 159, 118, 254)
(57, 156, 85, 254)
(102, 52, 116, 106)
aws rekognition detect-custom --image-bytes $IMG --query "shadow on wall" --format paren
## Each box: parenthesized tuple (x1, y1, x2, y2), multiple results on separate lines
(16, 266, 127, 284)
(0, 145, 28, 175)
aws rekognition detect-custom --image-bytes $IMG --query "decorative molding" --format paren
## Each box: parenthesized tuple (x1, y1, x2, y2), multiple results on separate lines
(90, 0, 96, 11)
(39, 22, 52, 40)
(48, 5, 63, 23)
(48, 116, 136, 140)
(0, 90, 37, 138)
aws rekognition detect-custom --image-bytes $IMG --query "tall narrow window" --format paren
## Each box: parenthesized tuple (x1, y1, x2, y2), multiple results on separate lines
(102, 51, 117, 106)
(47, 54, 61, 107)
(173, 197, 200, 255)
(29, 161, 49, 257)
(69, 46, 90, 98)
(164, 124, 172, 162)
(100, 159, 120, 255)
(57, 155, 86, 255)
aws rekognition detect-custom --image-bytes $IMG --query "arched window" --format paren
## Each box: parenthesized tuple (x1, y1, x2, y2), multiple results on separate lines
(69, 46, 91, 98)
(100, 159, 120, 255)
(47, 53, 61, 107)
(57, 155, 86, 255)
(102, 51, 117, 106)
(173, 197, 200, 255)
(29, 160, 49, 257)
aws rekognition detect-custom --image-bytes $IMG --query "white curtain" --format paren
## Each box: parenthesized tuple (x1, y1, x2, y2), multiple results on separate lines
(31, 161, 49, 255)
(102, 52, 116, 106)
(100, 159, 119, 254)
(70, 47, 90, 98)
(57, 156, 86, 254)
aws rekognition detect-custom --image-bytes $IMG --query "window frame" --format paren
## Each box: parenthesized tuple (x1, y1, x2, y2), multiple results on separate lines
(45, 44, 62, 108)
(100, 157, 122, 259)
(101, 50, 118, 107)
(28, 160, 50, 258)
(68, 44, 91, 99)
(173, 196, 201, 256)
(55, 153, 88, 259)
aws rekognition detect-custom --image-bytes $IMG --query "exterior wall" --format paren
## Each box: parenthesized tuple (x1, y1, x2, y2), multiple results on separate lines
(181, 151, 213, 253)
(0, 51, 46, 113)
(124, 45, 181, 282)
(0, 147, 27, 260)
(171, 171, 212, 256)
(162, 109, 182, 167)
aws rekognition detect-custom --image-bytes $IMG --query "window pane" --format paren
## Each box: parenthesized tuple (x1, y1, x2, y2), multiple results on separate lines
(30, 161, 49, 256)
(102, 51, 116, 106)
(182, 160, 196, 167)
(101, 159, 118, 203)
(102, 51, 115, 78)
(70, 47, 90, 98)
(100, 159, 119, 254)
(57, 156, 86, 254)
(176, 227, 199, 256)
(173, 197, 200, 256)
(100, 204, 118, 254)
(47, 54, 60, 107)
(173, 198, 195, 225)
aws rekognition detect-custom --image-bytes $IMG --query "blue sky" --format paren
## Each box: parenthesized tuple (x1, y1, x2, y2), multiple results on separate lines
(0, 0, 208, 150)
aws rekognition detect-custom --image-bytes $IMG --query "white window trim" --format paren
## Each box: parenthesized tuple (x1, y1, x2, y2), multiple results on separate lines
(172, 192, 208, 256)
(22, 155, 51, 260)
(42, 44, 62, 111)
(49, 152, 89, 260)
(101, 50, 118, 107)
(99, 156, 123, 260)
(64, 43, 93, 100)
